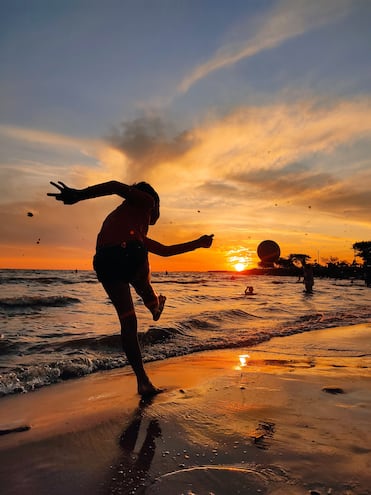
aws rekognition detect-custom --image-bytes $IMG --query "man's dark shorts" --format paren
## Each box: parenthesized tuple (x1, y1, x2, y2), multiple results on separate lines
(93, 241, 148, 283)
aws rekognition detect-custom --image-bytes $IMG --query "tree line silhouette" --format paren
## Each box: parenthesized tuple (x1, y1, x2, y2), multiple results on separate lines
(247, 241, 371, 286)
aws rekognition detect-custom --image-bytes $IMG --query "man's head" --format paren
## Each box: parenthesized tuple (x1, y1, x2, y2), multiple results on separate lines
(133, 182, 160, 224)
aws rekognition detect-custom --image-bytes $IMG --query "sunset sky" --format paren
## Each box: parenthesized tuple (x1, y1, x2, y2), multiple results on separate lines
(1, 0, 370, 271)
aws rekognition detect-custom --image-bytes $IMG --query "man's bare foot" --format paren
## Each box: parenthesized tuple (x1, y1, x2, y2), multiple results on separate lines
(152, 294, 166, 321)
(138, 382, 164, 397)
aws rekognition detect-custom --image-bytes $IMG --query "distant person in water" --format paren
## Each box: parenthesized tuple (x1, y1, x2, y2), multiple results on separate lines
(364, 265, 371, 287)
(48, 180, 214, 396)
(302, 259, 314, 293)
(244, 285, 255, 296)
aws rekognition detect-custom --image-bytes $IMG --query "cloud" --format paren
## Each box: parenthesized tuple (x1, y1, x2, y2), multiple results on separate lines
(313, 187, 371, 223)
(161, 96, 371, 229)
(106, 115, 197, 180)
(0, 124, 93, 151)
(231, 161, 335, 196)
(0, 124, 121, 202)
(178, 0, 352, 93)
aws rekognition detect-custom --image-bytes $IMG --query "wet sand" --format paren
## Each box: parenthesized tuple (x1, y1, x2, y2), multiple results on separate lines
(1, 323, 370, 495)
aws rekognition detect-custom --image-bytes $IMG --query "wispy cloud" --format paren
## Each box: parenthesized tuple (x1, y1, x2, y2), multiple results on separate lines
(0, 125, 111, 202)
(0, 125, 93, 150)
(178, 0, 352, 93)
(231, 162, 335, 196)
(160, 96, 371, 228)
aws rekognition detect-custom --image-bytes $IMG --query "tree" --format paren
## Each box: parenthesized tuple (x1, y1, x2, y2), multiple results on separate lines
(353, 241, 371, 264)
(276, 257, 292, 269)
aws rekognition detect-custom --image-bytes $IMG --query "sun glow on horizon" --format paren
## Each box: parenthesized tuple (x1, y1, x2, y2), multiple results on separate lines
(226, 246, 252, 272)
(234, 262, 247, 272)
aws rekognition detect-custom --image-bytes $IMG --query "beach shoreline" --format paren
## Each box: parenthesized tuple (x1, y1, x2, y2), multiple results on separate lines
(1, 323, 371, 494)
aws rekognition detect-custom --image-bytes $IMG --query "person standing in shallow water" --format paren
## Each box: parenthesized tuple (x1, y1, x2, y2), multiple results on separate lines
(302, 259, 314, 293)
(48, 180, 214, 397)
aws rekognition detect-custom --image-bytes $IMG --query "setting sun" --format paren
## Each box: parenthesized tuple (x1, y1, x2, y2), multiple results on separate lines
(226, 247, 252, 273)
(234, 262, 246, 272)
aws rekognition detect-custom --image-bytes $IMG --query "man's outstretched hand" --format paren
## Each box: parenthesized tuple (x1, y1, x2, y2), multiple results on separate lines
(47, 181, 80, 205)
(198, 234, 214, 248)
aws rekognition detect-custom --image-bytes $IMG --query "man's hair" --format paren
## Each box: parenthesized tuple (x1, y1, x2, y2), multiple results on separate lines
(133, 182, 160, 204)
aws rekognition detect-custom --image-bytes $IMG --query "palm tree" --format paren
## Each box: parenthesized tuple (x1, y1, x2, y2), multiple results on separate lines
(353, 241, 371, 264)
(353, 241, 371, 287)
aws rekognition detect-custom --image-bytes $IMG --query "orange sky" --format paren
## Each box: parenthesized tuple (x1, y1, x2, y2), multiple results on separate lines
(1, 1, 370, 271)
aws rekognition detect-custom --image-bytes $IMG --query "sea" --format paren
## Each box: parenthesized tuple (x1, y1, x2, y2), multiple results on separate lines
(0, 269, 370, 398)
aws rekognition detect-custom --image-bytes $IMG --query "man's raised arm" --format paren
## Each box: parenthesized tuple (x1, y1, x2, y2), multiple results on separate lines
(145, 235, 214, 257)
(47, 181, 153, 206)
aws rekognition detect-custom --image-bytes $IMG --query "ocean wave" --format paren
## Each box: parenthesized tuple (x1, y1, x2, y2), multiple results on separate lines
(1, 316, 371, 398)
(31, 327, 185, 354)
(0, 331, 269, 397)
(0, 336, 19, 353)
(0, 356, 128, 396)
(0, 271, 98, 285)
(0, 295, 81, 309)
(153, 279, 209, 285)
(185, 308, 262, 325)
(0, 275, 97, 285)
(280, 308, 371, 335)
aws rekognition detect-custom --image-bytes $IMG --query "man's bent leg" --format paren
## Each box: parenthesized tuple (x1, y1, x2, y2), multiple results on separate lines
(101, 280, 162, 396)
(131, 267, 166, 321)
